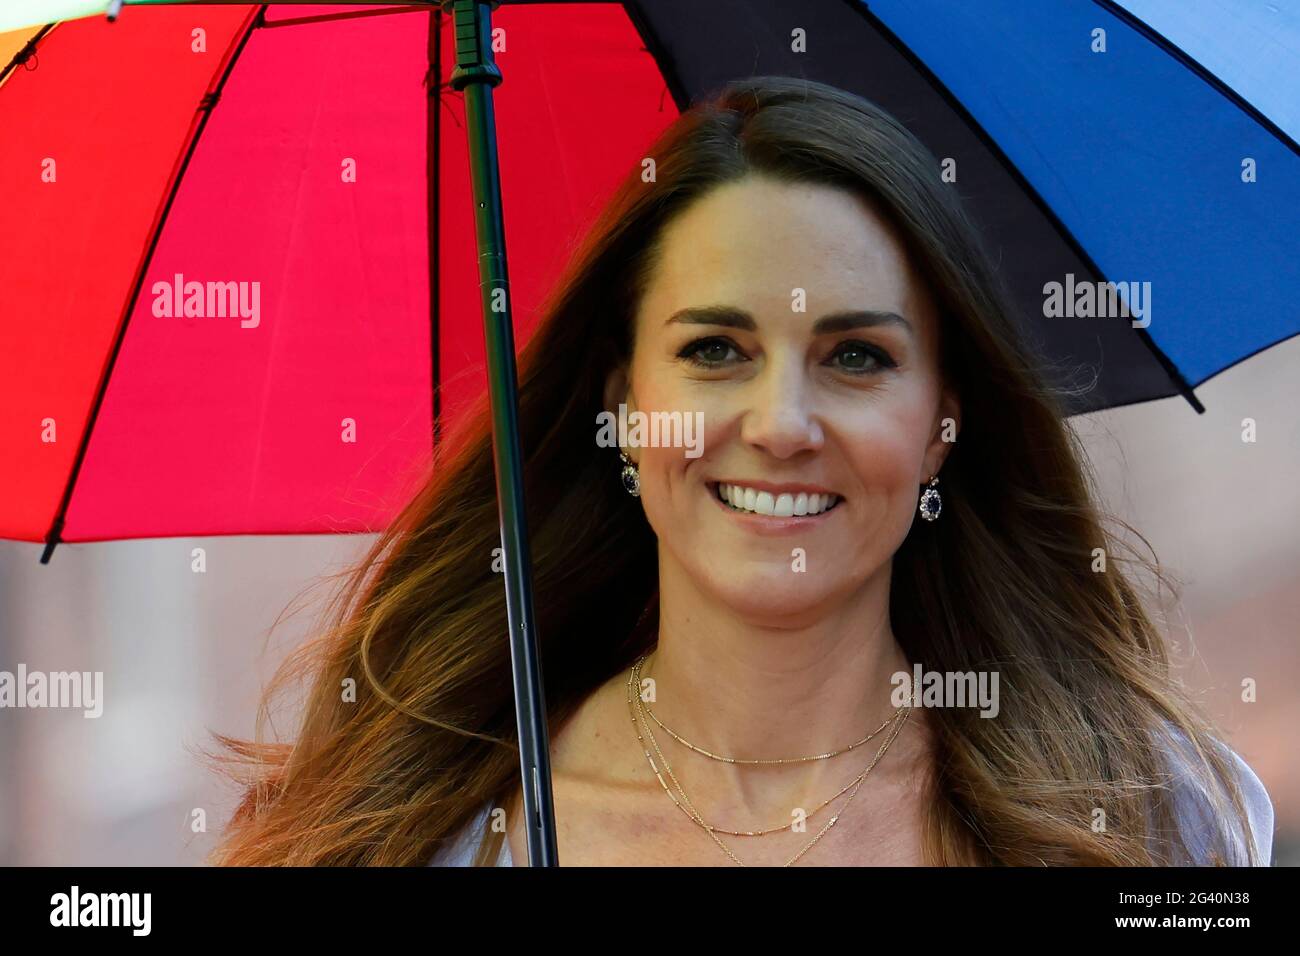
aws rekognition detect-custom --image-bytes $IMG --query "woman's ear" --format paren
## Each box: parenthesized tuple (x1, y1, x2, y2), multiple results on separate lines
(924, 387, 961, 478)
(603, 364, 635, 420)
(604, 364, 639, 464)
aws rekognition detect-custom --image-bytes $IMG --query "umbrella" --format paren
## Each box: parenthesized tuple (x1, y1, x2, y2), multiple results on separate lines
(2, 0, 1297, 865)
(5, 0, 1298, 555)
(0, 1, 678, 557)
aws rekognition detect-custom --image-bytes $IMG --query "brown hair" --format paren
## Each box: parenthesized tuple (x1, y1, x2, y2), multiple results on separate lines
(210, 76, 1261, 866)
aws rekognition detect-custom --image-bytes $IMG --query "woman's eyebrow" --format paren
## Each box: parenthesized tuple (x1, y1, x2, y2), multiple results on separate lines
(666, 305, 912, 335)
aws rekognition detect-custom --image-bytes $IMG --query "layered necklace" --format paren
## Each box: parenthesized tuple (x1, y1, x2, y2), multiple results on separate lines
(625, 651, 912, 866)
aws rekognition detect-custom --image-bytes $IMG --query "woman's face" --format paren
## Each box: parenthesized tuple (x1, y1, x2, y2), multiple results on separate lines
(606, 173, 959, 622)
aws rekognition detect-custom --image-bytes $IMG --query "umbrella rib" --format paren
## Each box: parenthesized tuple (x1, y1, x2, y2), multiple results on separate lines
(1091, 0, 1299, 159)
(262, 5, 428, 31)
(836, 0, 1205, 415)
(621, 0, 689, 113)
(0, 23, 55, 87)
(429, 8, 443, 452)
(37, 5, 270, 564)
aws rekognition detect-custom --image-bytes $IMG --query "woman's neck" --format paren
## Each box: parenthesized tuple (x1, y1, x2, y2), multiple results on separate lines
(642, 551, 922, 817)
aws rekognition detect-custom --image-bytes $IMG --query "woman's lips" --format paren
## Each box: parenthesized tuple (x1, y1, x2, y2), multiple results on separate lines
(708, 481, 843, 533)
(714, 481, 841, 516)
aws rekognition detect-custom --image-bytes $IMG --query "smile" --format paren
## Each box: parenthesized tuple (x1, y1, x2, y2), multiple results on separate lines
(711, 481, 843, 517)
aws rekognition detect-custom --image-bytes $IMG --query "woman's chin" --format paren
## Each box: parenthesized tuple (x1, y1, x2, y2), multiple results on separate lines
(696, 571, 845, 624)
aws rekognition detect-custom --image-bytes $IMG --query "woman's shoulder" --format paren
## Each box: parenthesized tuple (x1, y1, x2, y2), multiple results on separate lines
(1158, 722, 1274, 866)
(426, 802, 512, 867)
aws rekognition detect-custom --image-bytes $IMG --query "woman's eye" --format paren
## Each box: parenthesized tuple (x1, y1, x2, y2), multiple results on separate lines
(678, 336, 744, 368)
(828, 340, 894, 374)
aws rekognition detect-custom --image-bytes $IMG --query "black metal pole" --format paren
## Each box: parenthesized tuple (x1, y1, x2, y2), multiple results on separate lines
(439, 0, 557, 867)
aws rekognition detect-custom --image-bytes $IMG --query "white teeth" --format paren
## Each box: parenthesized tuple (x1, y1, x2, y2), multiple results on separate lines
(716, 483, 839, 517)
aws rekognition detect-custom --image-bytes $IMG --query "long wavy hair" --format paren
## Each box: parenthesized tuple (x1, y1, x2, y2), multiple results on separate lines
(209, 76, 1261, 866)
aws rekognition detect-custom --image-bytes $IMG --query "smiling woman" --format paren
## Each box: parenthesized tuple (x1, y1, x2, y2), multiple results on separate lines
(209, 76, 1271, 867)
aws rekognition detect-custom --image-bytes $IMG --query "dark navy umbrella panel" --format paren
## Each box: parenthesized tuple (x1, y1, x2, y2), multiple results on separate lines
(613, 0, 1300, 413)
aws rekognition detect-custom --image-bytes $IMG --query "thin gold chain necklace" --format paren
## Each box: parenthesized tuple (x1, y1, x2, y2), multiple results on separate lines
(631, 655, 894, 832)
(637, 655, 896, 764)
(628, 663, 911, 865)
(628, 654, 909, 837)
(629, 655, 881, 836)
(626, 655, 912, 865)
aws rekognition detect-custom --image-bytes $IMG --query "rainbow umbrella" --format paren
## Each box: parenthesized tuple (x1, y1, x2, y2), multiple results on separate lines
(3, 0, 1297, 557)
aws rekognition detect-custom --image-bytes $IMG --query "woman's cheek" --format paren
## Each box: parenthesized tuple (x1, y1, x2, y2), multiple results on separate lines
(633, 379, 728, 473)
(624, 396, 717, 528)
(692, 394, 736, 465)
(836, 407, 928, 515)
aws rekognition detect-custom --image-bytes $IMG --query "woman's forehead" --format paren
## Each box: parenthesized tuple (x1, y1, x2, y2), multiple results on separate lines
(638, 176, 935, 333)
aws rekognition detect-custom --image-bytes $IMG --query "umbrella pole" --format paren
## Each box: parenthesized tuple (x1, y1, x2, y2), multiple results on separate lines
(438, 0, 558, 866)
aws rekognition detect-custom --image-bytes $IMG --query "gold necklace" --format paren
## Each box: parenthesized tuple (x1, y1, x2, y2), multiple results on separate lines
(626, 655, 912, 865)
(628, 662, 911, 865)
(628, 654, 909, 837)
(637, 655, 897, 764)
(629, 655, 876, 836)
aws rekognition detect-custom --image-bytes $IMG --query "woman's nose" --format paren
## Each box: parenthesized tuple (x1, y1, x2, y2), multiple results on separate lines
(737, 357, 825, 459)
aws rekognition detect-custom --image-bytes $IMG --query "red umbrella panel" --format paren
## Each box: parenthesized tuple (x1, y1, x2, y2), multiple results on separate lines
(0, 3, 678, 550)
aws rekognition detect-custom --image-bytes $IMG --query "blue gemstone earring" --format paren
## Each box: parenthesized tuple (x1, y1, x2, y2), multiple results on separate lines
(918, 475, 941, 522)
(619, 450, 640, 497)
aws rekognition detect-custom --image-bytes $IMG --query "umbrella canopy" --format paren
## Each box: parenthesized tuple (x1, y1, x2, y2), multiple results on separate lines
(1, 2, 678, 550)
(2, 0, 1297, 553)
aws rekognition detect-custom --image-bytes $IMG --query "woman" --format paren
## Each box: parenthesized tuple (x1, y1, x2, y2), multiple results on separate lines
(210, 76, 1272, 867)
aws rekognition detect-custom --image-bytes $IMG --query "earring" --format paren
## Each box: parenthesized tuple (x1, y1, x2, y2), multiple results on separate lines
(619, 450, 641, 497)
(918, 475, 941, 522)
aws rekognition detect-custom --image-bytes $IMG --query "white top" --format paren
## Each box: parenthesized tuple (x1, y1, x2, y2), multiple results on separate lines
(427, 732, 1274, 867)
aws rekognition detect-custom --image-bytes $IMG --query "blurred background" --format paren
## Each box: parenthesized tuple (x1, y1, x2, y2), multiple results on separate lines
(1, 332, 1296, 866)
